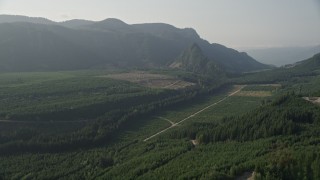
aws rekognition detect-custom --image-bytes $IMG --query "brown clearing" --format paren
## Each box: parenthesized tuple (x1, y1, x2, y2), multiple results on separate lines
(256, 83, 281, 87)
(236, 171, 256, 180)
(230, 85, 247, 95)
(191, 139, 199, 146)
(235, 91, 272, 97)
(303, 97, 320, 105)
(100, 71, 194, 89)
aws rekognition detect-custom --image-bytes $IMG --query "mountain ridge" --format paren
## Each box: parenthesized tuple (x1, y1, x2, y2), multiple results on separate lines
(0, 14, 55, 24)
(0, 14, 270, 73)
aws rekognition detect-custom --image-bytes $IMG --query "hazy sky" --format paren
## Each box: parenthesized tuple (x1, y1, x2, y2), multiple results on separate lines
(0, 0, 319, 50)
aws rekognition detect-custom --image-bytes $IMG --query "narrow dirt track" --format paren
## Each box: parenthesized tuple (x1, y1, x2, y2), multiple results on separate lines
(155, 116, 176, 125)
(143, 85, 246, 142)
(164, 80, 181, 88)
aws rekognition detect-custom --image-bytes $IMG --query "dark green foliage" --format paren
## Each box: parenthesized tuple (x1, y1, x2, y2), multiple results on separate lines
(0, 70, 231, 155)
(0, 76, 150, 121)
(254, 147, 320, 180)
(194, 95, 320, 144)
(98, 157, 114, 168)
(0, 94, 318, 179)
(0, 53, 320, 179)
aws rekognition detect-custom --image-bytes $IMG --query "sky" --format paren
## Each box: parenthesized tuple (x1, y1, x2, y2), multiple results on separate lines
(0, 0, 319, 50)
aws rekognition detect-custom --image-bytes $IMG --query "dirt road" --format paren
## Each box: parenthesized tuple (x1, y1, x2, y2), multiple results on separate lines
(155, 116, 176, 125)
(143, 85, 246, 141)
(164, 80, 181, 88)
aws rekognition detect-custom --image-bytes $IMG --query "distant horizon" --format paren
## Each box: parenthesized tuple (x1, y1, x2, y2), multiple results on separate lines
(0, 0, 319, 50)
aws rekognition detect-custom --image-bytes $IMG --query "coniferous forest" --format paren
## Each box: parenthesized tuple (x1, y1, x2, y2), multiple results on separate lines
(0, 12, 320, 179)
(0, 53, 319, 179)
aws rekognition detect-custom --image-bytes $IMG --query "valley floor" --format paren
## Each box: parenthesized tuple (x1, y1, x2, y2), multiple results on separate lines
(0, 84, 270, 179)
(1, 69, 320, 179)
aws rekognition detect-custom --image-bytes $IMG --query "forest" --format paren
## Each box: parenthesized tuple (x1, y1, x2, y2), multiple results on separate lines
(0, 54, 320, 179)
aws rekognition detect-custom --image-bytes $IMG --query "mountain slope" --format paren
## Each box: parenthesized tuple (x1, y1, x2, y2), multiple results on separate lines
(170, 43, 223, 76)
(296, 52, 320, 69)
(0, 14, 55, 24)
(0, 23, 102, 71)
(0, 15, 270, 73)
(133, 22, 269, 72)
(201, 43, 269, 72)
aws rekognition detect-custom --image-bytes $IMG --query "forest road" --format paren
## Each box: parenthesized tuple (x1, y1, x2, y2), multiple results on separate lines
(143, 85, 246, 142)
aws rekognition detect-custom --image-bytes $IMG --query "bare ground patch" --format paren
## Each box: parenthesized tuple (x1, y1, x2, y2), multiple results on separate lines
(236, 171, 255, 180)
(235, 91, 272, 97)
(191, 139, 199, 146)
(100, 71, 195, 89)
(303, 97, 320, 105)
(256, 84, 281, 87)
(230, 85, 247, 95)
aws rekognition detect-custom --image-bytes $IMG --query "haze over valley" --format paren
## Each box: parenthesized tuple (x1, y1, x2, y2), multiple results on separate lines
(0, 0, 320, 179)
(246, 45, 320, 67)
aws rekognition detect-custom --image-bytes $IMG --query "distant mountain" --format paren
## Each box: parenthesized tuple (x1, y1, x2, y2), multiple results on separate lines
(203, 43, 269, 72)
(0, 15, 270, 73)
(60, 19, 95, 28)
(0, 14, 55, 24)
(246, 45, 320, 67)
(170, 43, 223, 76)
(295, 52, 320, 70)
(0, 23, 102, 72)
(132, 23, 200, 40)
(85, 18, 135, 33)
